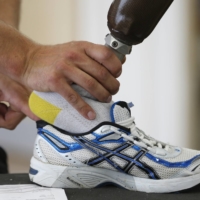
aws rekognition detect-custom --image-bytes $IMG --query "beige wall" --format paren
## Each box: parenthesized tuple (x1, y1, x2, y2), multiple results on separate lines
(0, 0, 200, 173)
(20, 0, 74, 44)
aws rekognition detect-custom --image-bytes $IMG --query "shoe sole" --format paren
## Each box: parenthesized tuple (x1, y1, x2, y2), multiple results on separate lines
(29, 157, 200, 193)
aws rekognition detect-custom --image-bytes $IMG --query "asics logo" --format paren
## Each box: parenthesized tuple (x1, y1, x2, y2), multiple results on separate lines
(73, 136, 160, 180)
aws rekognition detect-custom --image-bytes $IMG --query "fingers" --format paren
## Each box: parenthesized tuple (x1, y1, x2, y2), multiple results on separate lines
(0, 97, 38, 122)
(22, 41, 123, 122)
(17, 97, 40, 121)
(0, 108, 25, 130)
(63, 65, 112, 102)
(0, 103, 8, 116)
(11, 91, 39, 121)
(49, 78, 96, 120)
(7, 85, 39, 121)
(76, 57, 120, 96)
(84, 43, 122, 78)
(122, 56, 126, 64)
(0, 74, 39, 121)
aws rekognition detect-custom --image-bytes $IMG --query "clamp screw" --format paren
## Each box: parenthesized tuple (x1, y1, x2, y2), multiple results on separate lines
(112, 41, 118, 48)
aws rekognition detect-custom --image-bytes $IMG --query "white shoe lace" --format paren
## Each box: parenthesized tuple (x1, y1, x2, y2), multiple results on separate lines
(101, 117, 170, 156)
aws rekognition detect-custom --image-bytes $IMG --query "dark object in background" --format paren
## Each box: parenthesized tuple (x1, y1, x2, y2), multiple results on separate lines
(0, 147, 8, 174)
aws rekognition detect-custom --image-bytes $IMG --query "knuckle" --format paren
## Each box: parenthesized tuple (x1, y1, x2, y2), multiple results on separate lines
(47, 74, 59, 87)
(85, 78, 97, 90)
(101, 93, 110, 102)
(67, 93, 78, 105)
(65, 51, 80, 61)
(48, 75, 64, 92)
(101, 48, 112, 60)
(113, 63, 122, 77)
(99, 67, 109, 80)
(94, 89, 110, 102)
(56, 61, 66, 71)
(111, 81, 120, 95)
(78, 104, 88, 114)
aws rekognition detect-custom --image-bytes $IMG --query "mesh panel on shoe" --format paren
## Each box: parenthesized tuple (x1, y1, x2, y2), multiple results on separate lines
(95, 161, 117, 171)
(142, 156, 182, 179)
(129, 166, 149, 178)
(71, 149, 97, 163)
(186, 158, 200, 170)
(39, 140, 71, 166)
(164, 148, 200, 162)
(100, 143, 122, 150)
(110, 156, 128, 168)
(121, 147, 138, 158)
(44, 125, 76, 143)
(113, 105, 130, 122)
(84, 143, 106, 155)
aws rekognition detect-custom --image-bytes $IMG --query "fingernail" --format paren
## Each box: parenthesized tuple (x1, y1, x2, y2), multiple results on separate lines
(107, 96, 112, 103)
(88, 111, 96, 120)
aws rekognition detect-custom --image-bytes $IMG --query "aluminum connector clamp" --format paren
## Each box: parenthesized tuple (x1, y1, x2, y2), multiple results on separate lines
(105, 34, 132, 55)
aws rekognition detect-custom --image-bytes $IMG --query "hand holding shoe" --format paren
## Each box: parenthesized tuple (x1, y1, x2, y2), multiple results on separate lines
(0, 73, 39, 130)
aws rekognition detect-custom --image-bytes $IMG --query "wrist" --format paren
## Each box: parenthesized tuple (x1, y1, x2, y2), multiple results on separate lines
(0, 21, 39, 83)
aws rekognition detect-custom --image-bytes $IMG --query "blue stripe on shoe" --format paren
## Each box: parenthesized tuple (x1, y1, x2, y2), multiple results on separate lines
(38, 128, 83, 153)
(145, 153, 200, 168)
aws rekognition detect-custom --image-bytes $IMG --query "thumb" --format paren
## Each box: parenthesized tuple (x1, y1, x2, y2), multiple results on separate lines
(13, 94, 40, 121)
(0, 103, 8, 117)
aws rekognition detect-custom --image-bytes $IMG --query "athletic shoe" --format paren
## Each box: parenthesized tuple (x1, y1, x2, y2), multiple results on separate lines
(29, 98, 200, 193)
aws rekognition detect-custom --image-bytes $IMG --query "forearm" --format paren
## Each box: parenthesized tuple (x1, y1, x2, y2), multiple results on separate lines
(0, 0, 21, 29)
(0, 21, 37, 84)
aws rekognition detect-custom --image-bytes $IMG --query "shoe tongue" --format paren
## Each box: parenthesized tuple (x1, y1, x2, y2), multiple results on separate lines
(110, 101, 132, 123)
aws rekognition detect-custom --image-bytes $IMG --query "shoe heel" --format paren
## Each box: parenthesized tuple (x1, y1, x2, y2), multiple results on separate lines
(29, 157, 67, 187)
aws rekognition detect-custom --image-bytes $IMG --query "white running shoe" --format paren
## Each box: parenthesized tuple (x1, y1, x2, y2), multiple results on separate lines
(29, 100, 200, 193)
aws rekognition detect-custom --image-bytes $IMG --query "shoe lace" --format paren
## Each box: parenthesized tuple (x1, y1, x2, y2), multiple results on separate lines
(101, 117, 170, 155)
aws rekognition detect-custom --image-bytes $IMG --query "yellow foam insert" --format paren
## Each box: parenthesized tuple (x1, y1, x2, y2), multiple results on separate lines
(29, 92, 61, 124)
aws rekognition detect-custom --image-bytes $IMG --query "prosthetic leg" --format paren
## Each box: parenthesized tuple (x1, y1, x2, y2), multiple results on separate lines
(105, 0, 174, 62)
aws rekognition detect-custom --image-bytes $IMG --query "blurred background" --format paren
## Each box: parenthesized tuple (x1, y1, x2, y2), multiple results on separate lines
(0, 0, 200, 173)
